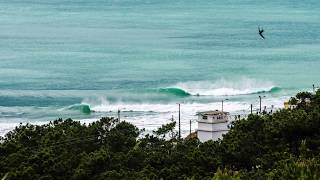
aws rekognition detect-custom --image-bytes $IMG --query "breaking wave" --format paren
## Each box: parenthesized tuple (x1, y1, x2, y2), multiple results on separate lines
(256, 87, 281, 94)
(158, 87, 191, 97)
(66, 104, 91, 114)
(169, 79, 281, 96)
(158, 86, 281, 97)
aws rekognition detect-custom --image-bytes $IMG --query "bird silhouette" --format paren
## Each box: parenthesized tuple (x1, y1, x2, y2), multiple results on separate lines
(258, 26, 265, 39)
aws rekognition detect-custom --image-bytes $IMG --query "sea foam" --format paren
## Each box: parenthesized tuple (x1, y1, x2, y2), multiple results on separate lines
(172, 78, 280, 96)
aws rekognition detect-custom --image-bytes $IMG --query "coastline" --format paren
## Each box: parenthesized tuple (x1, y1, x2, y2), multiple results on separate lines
(0, 95, 287, 137)
(1, 90, 320, 179)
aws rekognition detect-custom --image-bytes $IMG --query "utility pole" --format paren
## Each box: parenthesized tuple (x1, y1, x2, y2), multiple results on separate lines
(250, 104, 253, 114)
(259, 96, 262, 113)
(258, 96, 266, 114)
(222, 100, 224, 112)
(178, 103, 181, 139)
(189, 120, 192, 135)
(117, 109, 120, 121)
(313, 84, 315, 93)
(222, 99, 229, 112)
(212, 122, 214, 140)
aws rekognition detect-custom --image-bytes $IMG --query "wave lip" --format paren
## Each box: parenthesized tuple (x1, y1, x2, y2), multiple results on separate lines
(157, 86, 281, 97)
(172, 79, 281, 96)
(255, 86, 281, 95)
(191, 86, 281, 96)
(158, 87, 191, 97)
(66, 103, 91, 114)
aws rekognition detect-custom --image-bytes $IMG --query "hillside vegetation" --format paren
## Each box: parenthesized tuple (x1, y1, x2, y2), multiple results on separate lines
(1, 90, 320, 179)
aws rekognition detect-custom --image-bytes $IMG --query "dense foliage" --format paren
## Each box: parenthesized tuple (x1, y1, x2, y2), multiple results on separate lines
(1, 90, 320, 179)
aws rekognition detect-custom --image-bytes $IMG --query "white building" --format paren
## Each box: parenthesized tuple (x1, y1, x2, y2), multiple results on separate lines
(196, 110, 229, 142)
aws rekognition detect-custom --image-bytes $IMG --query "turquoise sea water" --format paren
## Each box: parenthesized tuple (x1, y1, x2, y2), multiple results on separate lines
(0, 0, 320, 136)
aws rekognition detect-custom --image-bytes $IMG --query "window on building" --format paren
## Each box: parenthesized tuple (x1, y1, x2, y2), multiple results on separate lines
(202, 115, 207, 120)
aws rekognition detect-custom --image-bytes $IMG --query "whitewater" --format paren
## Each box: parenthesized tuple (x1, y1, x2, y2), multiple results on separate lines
(0, 0, 320, 136)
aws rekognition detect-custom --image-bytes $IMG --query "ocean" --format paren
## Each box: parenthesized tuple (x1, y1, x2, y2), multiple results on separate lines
(0, 0, 319, 136)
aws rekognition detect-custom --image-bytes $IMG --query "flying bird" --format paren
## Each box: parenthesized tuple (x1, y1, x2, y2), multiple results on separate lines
(258, 26, 265, 39)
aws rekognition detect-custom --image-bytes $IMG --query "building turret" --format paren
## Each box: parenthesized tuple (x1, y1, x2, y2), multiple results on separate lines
(196, 110, 229, 142)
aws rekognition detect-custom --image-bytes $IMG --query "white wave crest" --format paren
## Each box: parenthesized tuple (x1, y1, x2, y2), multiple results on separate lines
(174, 78, 276, 96)
(83, 98, 281, 114)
